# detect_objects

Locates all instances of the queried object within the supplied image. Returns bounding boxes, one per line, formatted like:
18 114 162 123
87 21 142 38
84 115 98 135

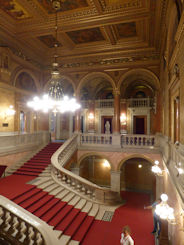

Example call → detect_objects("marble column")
113 89 120 134
75 109 81 133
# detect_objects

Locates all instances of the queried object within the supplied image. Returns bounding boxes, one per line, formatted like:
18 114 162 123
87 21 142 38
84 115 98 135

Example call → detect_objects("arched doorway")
79 155 111 187
120 157 156 198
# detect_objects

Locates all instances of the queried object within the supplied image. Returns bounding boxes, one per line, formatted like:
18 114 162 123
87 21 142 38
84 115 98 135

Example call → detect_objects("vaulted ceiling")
0 0 166 70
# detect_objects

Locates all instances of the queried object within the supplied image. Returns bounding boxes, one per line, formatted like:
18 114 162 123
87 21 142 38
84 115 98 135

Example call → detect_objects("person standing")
120 226 134 245
144 198 162 238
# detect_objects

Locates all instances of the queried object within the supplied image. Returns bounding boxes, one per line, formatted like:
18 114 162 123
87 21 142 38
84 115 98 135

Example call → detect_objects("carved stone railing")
158 135 184 206
127 98 154 108
95 99 114 108
0 131 50 155
80 133 112 146
0 195 60 245
121 134 157 148
51 134 120 204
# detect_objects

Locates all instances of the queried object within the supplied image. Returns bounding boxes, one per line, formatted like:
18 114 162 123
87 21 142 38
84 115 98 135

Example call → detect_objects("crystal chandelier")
27 0 81 114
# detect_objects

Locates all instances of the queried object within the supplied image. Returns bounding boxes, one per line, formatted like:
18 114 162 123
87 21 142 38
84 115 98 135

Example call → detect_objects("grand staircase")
3 142 110 245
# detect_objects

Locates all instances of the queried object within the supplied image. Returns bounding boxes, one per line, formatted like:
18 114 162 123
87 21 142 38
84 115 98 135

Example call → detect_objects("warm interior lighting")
152 160 164 176
27 0 80 114
155 194 175 224
6 105 16 116
138 164 142 168
103 160 110 168
154 160 159 165
88 112 94 120
120 113 127 125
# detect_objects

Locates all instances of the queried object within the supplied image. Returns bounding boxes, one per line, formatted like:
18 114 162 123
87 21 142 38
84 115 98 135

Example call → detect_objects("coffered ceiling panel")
38 35 62 48
0 0 31 19
115 22 137 39
37 0 89 13
66 27 105 44
0 0 165 69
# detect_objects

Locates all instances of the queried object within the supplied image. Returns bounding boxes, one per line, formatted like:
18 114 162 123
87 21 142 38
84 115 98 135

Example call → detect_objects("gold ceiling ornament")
27 0 81 114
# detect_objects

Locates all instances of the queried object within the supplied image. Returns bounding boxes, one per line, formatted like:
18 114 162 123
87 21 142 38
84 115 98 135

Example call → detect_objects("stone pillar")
55 113 60 140
75 109 81 132
88 100 95 133
69 113 73 137
111 170 121 192
113 89 120 134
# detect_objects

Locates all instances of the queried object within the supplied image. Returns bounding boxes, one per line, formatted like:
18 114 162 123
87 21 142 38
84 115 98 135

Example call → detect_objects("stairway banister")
51 134 119 203
0 195 61 245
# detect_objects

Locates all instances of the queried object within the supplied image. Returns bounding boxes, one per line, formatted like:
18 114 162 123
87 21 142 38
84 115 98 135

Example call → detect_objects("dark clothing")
152 201 161 235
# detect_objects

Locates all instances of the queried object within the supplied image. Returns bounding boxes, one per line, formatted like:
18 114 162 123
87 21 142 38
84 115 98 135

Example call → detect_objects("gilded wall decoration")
38 35 62 48
67 28 105 44
116 22 137 38
15 72 37 92
37 0 88 13
0 0 30 19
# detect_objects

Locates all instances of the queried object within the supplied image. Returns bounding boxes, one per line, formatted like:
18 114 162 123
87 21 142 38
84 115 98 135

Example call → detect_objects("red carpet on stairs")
13 143 61 176
0 143 155 245
82 191 155 245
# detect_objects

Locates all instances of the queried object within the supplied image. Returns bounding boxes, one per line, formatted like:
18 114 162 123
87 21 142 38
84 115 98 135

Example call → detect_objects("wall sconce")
1 105 16 120
155 194 176 224
120 113 127 125
151 160 164 176
88 112 94 120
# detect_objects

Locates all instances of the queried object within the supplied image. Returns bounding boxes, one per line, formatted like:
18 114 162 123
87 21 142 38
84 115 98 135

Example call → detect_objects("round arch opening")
79 155 111 187
120 157 156 198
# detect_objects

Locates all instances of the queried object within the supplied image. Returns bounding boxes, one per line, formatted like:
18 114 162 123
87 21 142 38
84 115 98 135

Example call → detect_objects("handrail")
51 134 120 204
0 195 60 245
121 134 157 148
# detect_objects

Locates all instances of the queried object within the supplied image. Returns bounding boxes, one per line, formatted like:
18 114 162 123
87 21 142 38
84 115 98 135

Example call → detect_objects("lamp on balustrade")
27 0 80 114
151 160 164 176
155 194 176 224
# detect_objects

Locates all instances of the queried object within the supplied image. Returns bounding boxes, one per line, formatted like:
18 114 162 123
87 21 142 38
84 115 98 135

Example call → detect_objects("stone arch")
117 68 160 95
76 72 116 97
117 153 154 171
44 74 76 94
12 67 41 92
77 152 113 170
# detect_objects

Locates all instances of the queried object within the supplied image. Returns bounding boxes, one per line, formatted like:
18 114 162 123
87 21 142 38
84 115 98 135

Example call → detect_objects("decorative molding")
61 54 160 69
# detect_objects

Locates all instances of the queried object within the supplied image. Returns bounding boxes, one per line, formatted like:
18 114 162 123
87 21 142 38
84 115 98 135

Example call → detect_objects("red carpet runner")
82 191 155 245
0 143 155 244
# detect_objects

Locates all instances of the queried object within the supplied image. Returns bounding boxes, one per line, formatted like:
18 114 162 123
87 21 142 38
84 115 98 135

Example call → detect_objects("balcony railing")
81 98 154 109
0 131 50 155
126 98 154 108
80 133 112 145
121 134 157 148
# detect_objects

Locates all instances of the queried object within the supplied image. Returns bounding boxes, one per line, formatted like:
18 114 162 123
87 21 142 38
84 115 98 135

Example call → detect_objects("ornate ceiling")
0 0 166 70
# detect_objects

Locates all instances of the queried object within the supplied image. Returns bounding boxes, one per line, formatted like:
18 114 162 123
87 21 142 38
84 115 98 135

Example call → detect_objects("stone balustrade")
0 195 60 245
80 133 112 146
51 134 120 204
158 135 184 206
127 97 154 107
0 131 50 155
121 134 157 148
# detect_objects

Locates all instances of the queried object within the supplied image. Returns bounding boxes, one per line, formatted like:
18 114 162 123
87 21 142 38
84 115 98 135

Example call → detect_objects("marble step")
68 196 81 206
75 199 87 209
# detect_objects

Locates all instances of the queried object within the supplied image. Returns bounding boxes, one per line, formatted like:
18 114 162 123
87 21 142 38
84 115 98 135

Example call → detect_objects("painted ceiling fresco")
0 0 31 19
38 35 62 48
37 0 88 13
67 28 105 44
116 22 137 38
